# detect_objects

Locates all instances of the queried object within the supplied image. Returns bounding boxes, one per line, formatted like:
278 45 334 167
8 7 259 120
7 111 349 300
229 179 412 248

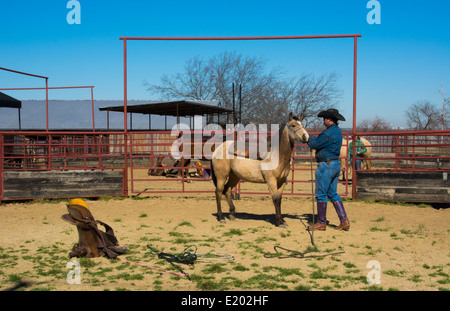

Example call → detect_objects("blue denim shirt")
307 124 342 162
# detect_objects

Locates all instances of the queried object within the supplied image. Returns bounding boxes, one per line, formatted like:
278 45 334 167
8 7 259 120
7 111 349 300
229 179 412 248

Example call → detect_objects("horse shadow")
212 212 302 226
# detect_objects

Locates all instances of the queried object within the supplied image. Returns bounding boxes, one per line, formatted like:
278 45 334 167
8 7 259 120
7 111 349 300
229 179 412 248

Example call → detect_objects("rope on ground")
263 245 344 259
147 244 197 280
144 245 235 279
195 253 235 263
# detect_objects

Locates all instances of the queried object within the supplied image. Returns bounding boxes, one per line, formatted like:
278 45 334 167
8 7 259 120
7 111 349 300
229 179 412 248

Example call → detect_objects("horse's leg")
275 179 288 227
340 159 346 181
365 155 372 170
213 159 229 223
215 176 227 223
266 177 287 227
223 173 240 221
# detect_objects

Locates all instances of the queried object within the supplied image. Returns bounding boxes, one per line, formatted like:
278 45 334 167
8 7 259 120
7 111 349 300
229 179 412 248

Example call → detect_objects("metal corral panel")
3 170 123 200
356 171 449 203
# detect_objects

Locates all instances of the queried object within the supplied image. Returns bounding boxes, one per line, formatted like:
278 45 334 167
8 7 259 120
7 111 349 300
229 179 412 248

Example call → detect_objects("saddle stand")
62 202 127 259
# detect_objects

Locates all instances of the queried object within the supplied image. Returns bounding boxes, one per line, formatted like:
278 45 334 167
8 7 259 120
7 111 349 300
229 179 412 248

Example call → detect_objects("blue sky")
1 0 449 129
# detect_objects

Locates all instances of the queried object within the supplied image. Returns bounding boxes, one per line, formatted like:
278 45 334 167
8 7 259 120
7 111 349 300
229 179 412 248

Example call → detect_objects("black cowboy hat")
317 108 346 121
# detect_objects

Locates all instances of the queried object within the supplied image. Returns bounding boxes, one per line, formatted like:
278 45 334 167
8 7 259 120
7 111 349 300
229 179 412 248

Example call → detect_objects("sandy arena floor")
0 170 448 292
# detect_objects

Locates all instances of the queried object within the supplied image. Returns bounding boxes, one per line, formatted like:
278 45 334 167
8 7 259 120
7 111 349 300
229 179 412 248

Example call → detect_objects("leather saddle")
62 202 127 259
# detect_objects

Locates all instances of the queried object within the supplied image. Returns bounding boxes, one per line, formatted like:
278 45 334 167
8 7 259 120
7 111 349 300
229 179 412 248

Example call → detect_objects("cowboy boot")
332 200 350 231
307 202 327 231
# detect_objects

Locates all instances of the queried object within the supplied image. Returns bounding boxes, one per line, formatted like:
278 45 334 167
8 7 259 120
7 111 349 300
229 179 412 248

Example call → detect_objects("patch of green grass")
369 227 390 232
193 276 223 290
254 236 277 243
176 221 193 228
110 273 144 281
373 217 385 222
233 264 250 272
202 263 228 274
384 269 407 277
7 274 22 283
243 274 288 290
408 274 423 283
223 229 243 237
343 262 356 269
360 245 382 256
294 284 312 291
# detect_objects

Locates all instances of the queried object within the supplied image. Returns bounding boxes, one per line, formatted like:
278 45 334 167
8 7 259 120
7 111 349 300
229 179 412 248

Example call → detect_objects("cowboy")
306 109 350 231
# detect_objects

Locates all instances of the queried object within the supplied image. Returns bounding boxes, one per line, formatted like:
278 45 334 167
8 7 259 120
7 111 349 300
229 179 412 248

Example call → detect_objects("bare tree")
356 119 371 132
370 116 392 132
405 100 442 130
145 51 342 126
289 73 341 127
357 117 391 132
439 85 449 130
146 57 216 100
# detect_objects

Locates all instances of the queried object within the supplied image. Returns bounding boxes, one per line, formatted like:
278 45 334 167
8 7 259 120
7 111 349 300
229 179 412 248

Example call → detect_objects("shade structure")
0 92 22 129
0 92 22 109
99 100 235 130
99 100 233 117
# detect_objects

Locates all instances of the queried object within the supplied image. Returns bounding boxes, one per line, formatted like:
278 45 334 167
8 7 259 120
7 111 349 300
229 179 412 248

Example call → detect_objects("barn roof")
99 100 233 117
0 92 22 109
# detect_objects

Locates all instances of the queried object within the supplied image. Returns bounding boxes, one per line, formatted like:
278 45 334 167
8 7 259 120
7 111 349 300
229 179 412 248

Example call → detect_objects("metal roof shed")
0 92 22 129
99 100 234 130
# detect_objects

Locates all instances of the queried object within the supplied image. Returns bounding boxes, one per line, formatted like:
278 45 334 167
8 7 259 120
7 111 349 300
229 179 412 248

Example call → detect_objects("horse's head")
287 112 309 143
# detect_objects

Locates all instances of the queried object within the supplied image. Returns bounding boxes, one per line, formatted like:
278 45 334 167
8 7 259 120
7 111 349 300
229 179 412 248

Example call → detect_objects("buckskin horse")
340 137 372 180
210 112 310 227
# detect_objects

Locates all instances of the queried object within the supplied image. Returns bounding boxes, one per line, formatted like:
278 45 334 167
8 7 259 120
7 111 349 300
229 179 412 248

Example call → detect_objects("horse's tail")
210 160 217 188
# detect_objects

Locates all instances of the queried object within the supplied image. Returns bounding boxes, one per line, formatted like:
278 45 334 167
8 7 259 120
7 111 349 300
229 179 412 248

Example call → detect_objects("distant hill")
1 100 187 130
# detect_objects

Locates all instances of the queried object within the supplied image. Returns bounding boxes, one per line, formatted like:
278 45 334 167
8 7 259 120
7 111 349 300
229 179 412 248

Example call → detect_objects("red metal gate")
127 130 350 198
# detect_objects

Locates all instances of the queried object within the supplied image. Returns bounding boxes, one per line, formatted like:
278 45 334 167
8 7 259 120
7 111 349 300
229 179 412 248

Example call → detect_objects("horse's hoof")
277 222 288 228
219 219 226 224
229 214 236 221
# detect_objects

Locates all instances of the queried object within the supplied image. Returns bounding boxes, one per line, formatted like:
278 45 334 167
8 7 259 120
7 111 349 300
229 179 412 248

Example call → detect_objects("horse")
210 112 310 227
340 137 372 180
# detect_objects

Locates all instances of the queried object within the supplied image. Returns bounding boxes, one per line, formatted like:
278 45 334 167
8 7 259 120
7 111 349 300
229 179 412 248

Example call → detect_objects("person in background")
348 135 367 171
306 108 350 231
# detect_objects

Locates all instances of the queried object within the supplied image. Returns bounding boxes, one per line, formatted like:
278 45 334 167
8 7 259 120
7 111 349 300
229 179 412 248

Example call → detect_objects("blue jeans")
349 157 362 171
315 160 341 203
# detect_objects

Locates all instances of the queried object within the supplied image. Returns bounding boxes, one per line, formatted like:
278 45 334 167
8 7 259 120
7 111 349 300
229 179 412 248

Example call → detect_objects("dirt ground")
0 169 449 292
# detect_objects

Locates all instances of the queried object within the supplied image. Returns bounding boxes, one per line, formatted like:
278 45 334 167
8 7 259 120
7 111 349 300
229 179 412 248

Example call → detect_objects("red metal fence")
1 129 449 203
0 131 127 202
356 130 450 172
